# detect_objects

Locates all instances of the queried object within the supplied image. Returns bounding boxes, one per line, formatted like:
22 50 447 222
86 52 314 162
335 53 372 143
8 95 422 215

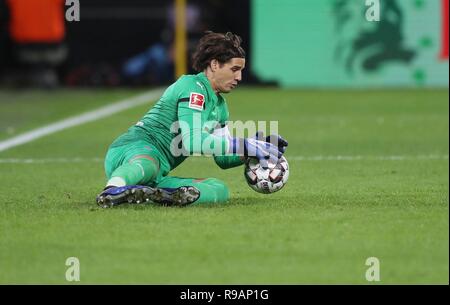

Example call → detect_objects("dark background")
0 0 251 86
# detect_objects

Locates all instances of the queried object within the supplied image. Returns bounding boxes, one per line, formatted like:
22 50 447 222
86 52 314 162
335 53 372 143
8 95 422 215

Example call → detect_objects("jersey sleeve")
176 78 229 156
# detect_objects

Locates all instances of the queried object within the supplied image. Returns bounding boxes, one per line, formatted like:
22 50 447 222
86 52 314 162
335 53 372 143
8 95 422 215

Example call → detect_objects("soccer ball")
244 156 289 194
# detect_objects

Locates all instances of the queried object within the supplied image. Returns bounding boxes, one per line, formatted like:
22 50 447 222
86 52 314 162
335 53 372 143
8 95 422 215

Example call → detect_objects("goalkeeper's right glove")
253 132 289 154
229 137 283 169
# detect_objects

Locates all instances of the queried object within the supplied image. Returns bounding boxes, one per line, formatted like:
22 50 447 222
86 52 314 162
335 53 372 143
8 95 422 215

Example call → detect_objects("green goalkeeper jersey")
110 72 242 171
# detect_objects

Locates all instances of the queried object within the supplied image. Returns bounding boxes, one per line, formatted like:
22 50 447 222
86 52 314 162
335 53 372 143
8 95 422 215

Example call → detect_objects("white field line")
0 89 164 153
289 154 449 161
0 155 447 164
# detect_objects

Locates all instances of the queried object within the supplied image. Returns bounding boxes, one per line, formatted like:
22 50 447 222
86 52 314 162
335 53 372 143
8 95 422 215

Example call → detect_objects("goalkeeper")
97 31 288 207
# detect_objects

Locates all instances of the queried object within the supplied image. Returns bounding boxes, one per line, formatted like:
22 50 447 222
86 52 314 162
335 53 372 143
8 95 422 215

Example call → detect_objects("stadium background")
0 0 448 284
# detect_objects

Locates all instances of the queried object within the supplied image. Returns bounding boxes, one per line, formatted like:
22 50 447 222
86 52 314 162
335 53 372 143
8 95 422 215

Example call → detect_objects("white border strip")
0 89 163 153
0 155 447 164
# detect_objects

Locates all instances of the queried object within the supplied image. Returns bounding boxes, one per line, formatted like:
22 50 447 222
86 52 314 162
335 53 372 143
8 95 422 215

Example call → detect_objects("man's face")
212 58 246 93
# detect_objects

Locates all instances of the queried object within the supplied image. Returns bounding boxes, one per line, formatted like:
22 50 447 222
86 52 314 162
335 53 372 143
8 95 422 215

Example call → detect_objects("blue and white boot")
96 185 200 208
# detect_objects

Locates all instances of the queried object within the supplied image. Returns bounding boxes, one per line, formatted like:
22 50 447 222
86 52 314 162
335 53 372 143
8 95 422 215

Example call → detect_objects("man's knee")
127 155 159 184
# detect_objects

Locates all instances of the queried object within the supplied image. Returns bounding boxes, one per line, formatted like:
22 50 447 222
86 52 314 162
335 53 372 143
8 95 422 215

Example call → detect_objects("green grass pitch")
0 88 448 284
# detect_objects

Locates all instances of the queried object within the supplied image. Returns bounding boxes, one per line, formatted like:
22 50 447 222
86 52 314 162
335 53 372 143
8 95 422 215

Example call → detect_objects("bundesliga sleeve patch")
188 93 205 111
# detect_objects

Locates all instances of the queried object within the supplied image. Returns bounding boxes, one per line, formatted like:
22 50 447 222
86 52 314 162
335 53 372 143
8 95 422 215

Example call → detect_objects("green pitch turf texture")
0 88 448 284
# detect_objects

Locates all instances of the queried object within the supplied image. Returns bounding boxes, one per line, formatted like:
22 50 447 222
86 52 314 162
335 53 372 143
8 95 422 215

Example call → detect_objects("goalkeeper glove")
264 134 288 153
229 136 282 168
252 131 288 154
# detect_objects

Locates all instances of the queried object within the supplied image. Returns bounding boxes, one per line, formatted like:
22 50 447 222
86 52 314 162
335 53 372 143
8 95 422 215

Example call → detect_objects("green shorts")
105 140 169 185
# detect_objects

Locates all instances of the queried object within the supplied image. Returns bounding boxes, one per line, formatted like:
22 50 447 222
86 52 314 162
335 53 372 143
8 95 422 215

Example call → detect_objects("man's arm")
177 101 229 156
177 93 282 167
211 124 244 169
214 155 245 169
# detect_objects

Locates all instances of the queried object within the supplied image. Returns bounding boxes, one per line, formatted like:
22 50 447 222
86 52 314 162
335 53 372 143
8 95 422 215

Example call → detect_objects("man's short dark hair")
192 31 246 72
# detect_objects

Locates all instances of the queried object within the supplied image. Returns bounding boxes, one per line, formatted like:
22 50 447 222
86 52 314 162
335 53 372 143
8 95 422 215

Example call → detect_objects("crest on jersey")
189 92 205 111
